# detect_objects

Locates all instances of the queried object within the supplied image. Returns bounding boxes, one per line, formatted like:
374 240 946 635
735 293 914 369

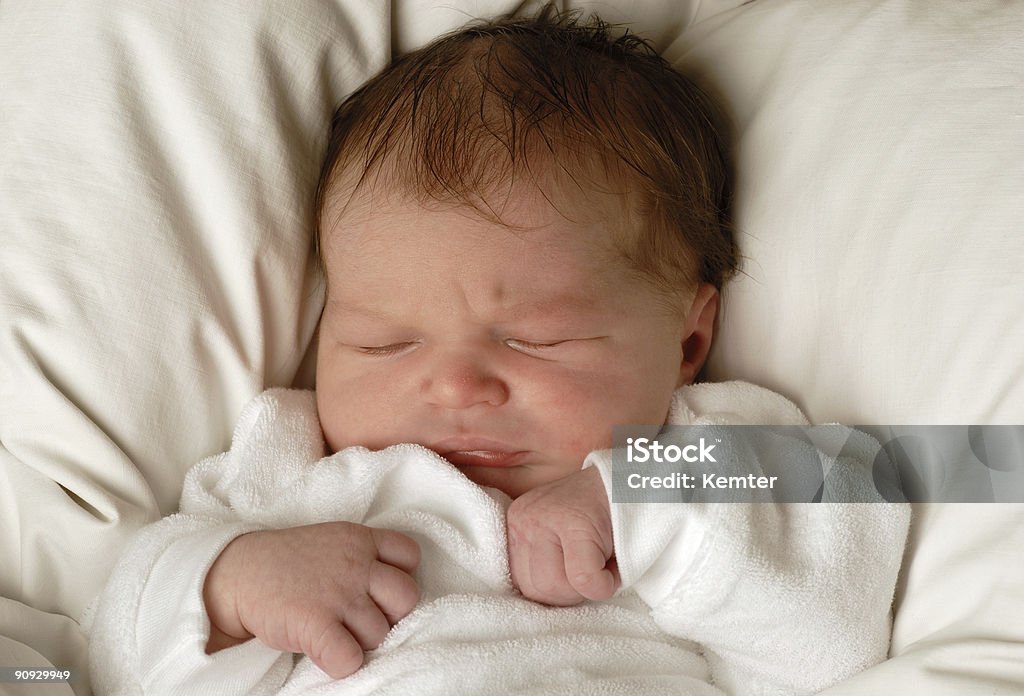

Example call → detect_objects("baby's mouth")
439 449 528 468
430 438 528 468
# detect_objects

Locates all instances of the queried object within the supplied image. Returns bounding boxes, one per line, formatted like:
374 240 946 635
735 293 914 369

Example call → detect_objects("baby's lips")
437 449 528 468
430 436 530 467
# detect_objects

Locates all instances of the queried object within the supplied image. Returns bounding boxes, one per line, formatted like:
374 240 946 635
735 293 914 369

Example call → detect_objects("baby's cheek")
545 368 672 455
531 375 619 454
319 397 367 452
320 372 407 450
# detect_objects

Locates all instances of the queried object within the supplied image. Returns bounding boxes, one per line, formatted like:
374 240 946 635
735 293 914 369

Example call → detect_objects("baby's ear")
676 284 719 387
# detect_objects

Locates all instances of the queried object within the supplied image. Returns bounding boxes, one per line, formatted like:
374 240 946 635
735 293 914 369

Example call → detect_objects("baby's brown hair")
315 6 737 307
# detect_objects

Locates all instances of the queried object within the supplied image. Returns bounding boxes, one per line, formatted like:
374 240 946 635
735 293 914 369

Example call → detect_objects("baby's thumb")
565 537 618 601
307 618 365 679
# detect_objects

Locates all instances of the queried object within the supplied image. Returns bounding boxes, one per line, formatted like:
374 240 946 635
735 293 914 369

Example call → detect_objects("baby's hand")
506 466 618 606
203 522 420 679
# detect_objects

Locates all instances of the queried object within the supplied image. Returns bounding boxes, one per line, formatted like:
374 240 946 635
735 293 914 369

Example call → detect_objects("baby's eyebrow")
325 290 607 324
321 296 394 318
501 293 604 321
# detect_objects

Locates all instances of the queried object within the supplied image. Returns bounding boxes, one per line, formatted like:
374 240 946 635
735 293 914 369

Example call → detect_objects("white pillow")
0 0 390 685
670 1 1024 692
676 1 1024 424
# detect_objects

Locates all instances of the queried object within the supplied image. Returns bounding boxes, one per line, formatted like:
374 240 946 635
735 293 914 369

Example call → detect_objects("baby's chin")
454 462 569 499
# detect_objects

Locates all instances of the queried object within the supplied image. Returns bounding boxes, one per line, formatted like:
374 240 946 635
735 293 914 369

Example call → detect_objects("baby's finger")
507 526 535 596
371 527 421 573
341 594 392 650
306 618 364 680
605 557 621 590
564 536 617 601
368 560 420 624
507 525 533 594
517 535 583 606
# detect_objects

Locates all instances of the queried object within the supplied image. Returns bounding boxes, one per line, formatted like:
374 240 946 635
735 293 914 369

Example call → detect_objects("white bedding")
87 387 905 695
2 1 1022 694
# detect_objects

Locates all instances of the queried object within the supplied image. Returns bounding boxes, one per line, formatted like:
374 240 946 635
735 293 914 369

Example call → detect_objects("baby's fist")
204 522 420 679
506 466 618 606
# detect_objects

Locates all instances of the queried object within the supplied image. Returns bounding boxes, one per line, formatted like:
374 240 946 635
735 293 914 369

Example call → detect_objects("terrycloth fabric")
277 594 717 696
587 382 911 694
87 383 909 695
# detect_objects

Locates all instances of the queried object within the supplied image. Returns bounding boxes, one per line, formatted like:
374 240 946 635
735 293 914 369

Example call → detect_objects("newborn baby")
88 9 908 695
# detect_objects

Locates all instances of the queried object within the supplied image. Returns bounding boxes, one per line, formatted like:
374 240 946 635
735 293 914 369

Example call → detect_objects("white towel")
88 385 908 695
190 390 716 694
279 594 718 695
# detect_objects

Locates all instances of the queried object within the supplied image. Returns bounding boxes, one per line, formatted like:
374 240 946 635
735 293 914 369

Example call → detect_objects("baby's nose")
421 350 509 409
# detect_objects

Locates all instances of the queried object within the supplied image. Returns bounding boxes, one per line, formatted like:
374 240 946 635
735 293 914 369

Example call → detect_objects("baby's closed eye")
504 338 571 351
340 335 610 361
354 341 420 357
504 336 609 358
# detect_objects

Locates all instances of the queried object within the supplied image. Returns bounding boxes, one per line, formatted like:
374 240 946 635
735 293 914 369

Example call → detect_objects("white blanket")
87 384 909 695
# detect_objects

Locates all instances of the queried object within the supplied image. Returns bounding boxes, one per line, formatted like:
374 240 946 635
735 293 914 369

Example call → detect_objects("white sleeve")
86 515 290 696
594 478 908 694
86 390 328 696
586 383 911 695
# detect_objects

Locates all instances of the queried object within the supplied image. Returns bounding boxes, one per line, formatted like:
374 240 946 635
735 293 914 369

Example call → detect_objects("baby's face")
316 185 705 498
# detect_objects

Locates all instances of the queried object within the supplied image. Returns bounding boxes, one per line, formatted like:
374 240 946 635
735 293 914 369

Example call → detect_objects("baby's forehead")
322 164 636 246
325 195 619 265
319 176 696 320
322 183 643 288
